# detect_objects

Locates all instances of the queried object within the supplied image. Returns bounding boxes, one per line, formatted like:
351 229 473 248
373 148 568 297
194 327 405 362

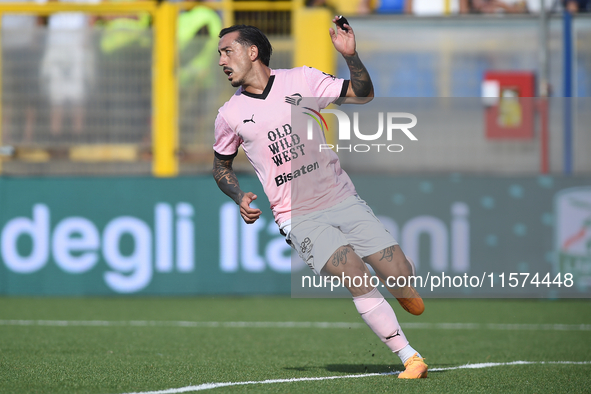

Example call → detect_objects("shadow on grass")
284 364 396 374
285 364 454 374
326 364 398 374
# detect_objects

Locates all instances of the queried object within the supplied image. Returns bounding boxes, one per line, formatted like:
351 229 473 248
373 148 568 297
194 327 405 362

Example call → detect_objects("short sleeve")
303 66 348 109
213 113 242 159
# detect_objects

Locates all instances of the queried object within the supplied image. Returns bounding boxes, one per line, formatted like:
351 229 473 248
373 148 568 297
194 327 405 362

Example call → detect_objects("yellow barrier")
293 7 334 82
152 1 178 176
0 1 334 177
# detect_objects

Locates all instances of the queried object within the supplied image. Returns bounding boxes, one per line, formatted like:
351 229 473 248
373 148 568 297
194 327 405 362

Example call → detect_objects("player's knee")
365 246 413 278
389 256 413 278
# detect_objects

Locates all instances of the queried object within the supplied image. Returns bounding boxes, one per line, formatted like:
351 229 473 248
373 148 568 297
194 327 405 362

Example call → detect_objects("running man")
212 19 428 379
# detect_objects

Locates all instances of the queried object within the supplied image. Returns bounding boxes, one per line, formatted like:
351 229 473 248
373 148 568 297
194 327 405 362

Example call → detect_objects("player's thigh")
290 220 373 295
363 245 413 281
289 218 348 275
332 197 413 280
336 196 397 258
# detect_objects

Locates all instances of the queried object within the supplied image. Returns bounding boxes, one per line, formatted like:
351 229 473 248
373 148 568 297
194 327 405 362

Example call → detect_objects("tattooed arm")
328 16 374 99
213 155 261 224
343 53 374 98
212 155 242 204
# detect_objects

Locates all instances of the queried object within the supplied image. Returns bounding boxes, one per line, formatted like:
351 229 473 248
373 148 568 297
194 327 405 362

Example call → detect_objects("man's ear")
248 45 259 61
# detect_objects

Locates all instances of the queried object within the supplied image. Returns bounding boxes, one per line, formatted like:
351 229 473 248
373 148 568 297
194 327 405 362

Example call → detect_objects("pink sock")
353 287 409 352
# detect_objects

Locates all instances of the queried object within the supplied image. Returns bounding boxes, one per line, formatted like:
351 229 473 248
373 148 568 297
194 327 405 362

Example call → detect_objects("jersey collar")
241 75 275 100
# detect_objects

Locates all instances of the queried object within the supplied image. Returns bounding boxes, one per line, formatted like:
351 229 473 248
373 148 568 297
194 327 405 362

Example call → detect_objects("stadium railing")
0 0 333 177
0 3 589 176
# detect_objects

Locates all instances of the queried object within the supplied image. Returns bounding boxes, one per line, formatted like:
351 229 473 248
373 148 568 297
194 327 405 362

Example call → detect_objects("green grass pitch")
1 297 590 393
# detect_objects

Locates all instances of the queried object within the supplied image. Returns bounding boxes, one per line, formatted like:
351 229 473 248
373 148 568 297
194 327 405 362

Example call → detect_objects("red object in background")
483 71 536 139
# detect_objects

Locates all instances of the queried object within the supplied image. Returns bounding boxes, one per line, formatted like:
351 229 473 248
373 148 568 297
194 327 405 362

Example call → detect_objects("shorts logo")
301 237 312 253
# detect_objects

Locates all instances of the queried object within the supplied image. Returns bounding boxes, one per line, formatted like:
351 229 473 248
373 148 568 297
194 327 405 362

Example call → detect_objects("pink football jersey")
214 66 357 225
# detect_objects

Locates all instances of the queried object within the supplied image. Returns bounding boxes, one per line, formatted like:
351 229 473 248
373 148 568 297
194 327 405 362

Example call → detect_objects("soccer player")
212 18 428 379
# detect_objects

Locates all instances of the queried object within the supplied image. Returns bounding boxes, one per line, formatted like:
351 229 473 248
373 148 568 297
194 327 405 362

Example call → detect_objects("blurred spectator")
519 0 559 13
97 0 150 54
461 0 524 13
563 0 590 12
357 0 374 14
177 6 222 86
99 14 150 54
373 0 404 13
406 0 461 15
308 0 379 15
492 0 528 12
0 0 44 143
461 0 558 13
40 0 98 136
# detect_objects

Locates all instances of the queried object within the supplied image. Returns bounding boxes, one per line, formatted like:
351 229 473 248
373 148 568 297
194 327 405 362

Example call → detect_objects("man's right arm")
212 155 262 224
213 154 244 205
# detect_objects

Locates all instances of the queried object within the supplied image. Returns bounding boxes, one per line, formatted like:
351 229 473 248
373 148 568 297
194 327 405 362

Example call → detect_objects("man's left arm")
329 16 374 99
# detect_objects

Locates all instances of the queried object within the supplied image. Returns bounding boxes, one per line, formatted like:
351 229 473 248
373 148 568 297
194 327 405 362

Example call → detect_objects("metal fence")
2 26 152 175
0 4 589 176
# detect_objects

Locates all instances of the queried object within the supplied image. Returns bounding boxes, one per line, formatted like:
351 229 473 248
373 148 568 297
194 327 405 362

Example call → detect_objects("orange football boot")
398 353 428 379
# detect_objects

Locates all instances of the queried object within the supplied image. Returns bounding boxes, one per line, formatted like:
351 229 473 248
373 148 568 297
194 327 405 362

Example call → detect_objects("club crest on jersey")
285 93 302 106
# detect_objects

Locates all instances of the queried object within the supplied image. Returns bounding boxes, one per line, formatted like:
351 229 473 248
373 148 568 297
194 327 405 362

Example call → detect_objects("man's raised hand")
329 16 356 58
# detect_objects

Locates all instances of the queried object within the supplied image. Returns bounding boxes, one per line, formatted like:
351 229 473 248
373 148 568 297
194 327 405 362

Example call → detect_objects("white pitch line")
0 320 590 331
403 322 591 331
121 361 591 394
0 320 366 329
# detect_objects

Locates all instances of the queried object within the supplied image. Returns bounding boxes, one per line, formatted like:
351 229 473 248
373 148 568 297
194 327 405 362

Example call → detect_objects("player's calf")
365 249 425 316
